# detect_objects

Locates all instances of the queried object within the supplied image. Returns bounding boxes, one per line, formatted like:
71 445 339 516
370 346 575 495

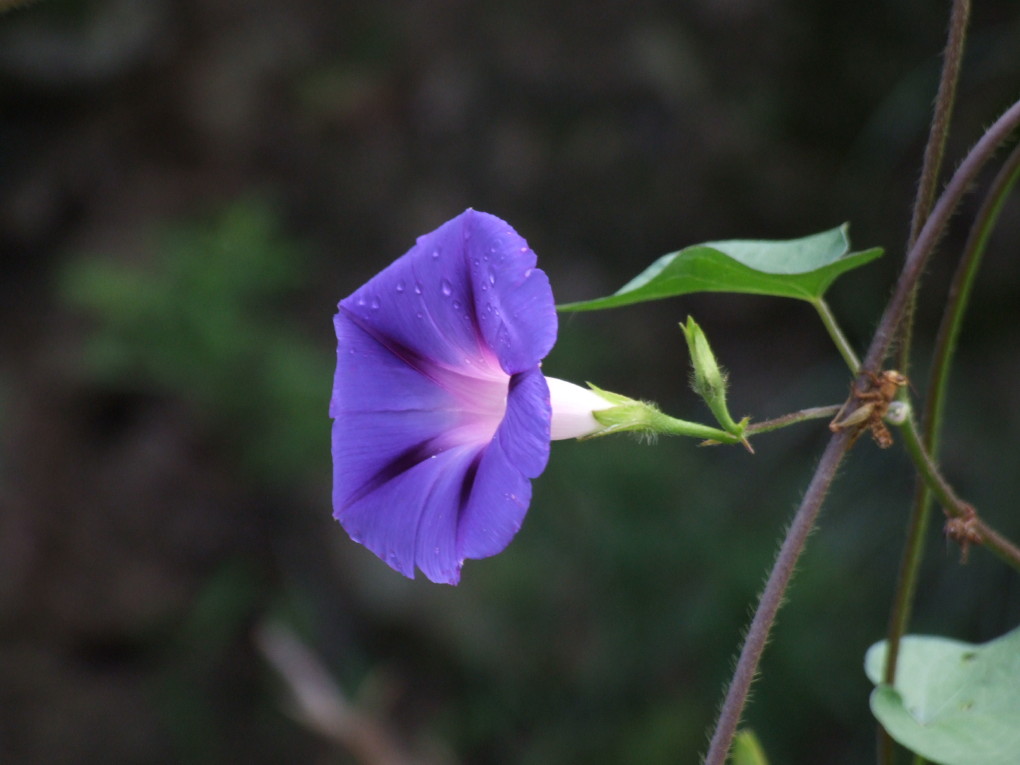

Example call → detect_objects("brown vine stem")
863 96 1020 373
909 0 971 249
702 431 853 765
882 139 1020 688
897 0 970 378
703 96 1020 765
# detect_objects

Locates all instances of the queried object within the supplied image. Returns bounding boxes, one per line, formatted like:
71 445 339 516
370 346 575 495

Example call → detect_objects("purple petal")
454 367 549 559
331 210 558 583
457 433 533 561
495 366 550 479
338 441 481 584
339 212 486 373
339 210 556 377
462 212 558 374
332 309 453 416
331 408 452 512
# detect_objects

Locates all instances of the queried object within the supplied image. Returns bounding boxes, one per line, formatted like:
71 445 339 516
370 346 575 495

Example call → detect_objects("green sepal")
585 384 742 444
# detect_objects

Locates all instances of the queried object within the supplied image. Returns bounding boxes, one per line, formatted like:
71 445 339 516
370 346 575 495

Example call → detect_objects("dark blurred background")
1 1 1019 763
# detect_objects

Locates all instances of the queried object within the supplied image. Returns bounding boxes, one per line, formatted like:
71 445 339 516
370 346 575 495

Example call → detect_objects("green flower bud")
680 316 747 437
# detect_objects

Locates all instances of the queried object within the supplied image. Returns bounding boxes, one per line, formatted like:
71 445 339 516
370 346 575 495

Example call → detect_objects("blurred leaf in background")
60 197 330 487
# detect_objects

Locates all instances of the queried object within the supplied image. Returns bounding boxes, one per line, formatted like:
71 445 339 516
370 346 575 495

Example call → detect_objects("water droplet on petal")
441 279 452 296
431 249 440 259
370 297 380 310
488 270 496 286
416 311 424 319
452 299 462 310
395 280 405 293
414 283 423 295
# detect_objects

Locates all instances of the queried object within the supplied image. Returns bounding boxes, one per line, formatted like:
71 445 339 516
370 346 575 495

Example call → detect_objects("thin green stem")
896 413 1020 573
975 524 1020 576
812 298 860 372
882 140 1020 693
882 482 935 681
897 414 964 535
743 405 841 437
649 414 740 443
925 141 1020 443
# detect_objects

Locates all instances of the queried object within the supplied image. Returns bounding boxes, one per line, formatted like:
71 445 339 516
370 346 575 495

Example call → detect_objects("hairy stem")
700 55 1020 765
744 405 841 437
908 0 971 248
897 0 971 379
812 297 861 372
702 94 1020 765
702 432 852 765
882 140 1020 691
863 96 1020 373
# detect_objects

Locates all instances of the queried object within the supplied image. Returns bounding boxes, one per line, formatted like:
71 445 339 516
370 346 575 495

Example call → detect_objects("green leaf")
729 729 770 765
864 625 1020 765
557 224 882 311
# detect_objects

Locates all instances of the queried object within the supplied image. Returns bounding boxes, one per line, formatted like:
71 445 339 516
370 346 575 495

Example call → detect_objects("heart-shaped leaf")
864 625 1020 765
558 224 882 311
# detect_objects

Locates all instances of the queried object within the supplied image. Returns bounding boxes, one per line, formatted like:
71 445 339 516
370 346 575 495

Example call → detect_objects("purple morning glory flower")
332 209 609 584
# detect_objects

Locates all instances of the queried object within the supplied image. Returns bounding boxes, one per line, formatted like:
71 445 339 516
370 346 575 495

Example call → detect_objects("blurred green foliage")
60 198 330 486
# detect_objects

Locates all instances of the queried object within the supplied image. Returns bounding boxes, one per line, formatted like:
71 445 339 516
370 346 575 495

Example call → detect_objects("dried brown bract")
829 370 908 448
944 504 983 563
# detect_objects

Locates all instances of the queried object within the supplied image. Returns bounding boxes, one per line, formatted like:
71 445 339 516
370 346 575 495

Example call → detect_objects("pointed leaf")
864 625 1020 765
558 224 882 311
